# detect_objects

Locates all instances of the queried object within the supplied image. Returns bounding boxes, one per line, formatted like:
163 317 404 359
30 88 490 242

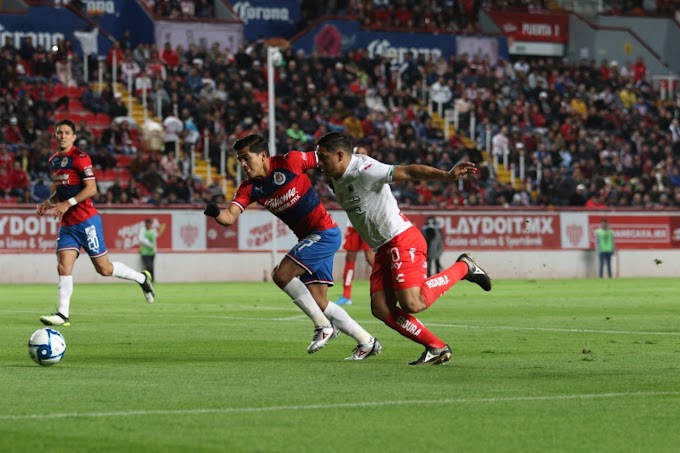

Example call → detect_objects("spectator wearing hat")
4 117 25 151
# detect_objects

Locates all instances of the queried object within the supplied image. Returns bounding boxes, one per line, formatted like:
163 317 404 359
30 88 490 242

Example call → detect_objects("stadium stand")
0 2 679 208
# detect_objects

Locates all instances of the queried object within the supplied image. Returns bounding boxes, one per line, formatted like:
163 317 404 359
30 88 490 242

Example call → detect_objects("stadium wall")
0 207 678 283
2 248 678 284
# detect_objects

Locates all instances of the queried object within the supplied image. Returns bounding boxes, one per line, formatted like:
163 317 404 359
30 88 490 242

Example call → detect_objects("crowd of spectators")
141 0 215 19
2 2 680 210
299 0 483 33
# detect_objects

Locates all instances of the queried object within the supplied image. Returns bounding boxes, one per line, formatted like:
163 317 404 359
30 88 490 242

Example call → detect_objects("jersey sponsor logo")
396 316 421 336
273 171 286 185
425 275 449 289
264 187 300 213
53 174 69 185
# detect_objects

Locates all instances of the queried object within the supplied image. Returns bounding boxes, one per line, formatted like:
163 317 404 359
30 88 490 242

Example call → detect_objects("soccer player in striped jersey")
316 132 492 365
36 119 155 327
204 134 380 360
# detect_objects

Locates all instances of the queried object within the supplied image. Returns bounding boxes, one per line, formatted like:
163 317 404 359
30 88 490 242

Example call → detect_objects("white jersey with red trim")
331 154 412 249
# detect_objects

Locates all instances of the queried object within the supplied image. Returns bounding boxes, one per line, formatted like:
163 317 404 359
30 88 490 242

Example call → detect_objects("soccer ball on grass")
28 328 66 366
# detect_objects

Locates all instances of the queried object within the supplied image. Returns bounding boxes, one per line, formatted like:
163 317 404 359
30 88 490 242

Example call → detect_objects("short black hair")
317 131 352 152
234 134 269 156
55 119 76 133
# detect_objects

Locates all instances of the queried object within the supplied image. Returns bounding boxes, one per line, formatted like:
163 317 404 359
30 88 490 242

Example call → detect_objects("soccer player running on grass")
203 134 381 360
315 132 492 365
36 119 155 327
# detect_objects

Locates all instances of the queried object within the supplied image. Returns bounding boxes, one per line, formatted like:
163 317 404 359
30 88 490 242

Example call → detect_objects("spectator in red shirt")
160 42 179 70
145 52 167 80
0 166 12 198
8 160 30 196
633 57 647 82
0 144 15 171
585 191 608 209
106 41 124 68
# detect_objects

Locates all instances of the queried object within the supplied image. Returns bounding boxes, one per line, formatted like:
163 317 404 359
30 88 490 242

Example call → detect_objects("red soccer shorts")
343 226 371 252
370 226 428 294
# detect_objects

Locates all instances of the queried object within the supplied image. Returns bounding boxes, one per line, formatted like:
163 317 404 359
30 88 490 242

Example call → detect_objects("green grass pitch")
1 278 679 452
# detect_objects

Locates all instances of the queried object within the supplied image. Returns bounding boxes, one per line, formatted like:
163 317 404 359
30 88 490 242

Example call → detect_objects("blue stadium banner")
0 2 154 55
231 0 300 41
293 19 508 63
55 0 155 49
0 6 101 54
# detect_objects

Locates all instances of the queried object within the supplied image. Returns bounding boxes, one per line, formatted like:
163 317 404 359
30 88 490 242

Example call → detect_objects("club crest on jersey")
61 157 69 167
273 171 286 185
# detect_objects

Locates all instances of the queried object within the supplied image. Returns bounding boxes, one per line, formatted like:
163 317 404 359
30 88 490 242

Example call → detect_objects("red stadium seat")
95 113 111 125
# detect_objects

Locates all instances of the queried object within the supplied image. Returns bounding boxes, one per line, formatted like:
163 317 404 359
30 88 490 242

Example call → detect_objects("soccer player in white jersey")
316 132 492 365
334 145 375 306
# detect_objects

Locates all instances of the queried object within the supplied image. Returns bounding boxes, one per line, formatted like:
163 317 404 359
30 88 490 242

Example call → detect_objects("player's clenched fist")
204 203 220 218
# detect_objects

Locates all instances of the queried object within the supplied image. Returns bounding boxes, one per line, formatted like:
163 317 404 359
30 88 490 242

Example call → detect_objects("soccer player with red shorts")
316 132 492 365
36 119 155 327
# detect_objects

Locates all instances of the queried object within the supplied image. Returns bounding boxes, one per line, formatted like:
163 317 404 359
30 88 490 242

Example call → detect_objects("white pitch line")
425 323 680 336
3 308 680 336
1 391 678 421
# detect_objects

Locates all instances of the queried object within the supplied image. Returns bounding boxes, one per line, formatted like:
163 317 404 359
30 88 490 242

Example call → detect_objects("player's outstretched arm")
204 202 241 227
392 162 477 182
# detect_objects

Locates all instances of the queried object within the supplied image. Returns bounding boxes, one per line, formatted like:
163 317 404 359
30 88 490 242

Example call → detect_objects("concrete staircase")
98 82 235 198
193 158 235 199
431 112 514 185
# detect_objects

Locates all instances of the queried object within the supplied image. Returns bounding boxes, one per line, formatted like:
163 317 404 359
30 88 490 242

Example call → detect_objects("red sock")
420 262 468 308
385 307 446 348
342 261 355 298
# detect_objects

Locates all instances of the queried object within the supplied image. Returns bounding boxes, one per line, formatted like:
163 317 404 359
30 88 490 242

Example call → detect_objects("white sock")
112 262 146 284
324 302 372 345
282 278 330 327
57 275 73 319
